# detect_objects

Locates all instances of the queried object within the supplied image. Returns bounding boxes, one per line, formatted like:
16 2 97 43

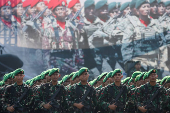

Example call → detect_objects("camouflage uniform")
67 82 97 113
121 17 167 71
34 82 68 113
98 82 131 113
136 82 167 112
1 82 33 113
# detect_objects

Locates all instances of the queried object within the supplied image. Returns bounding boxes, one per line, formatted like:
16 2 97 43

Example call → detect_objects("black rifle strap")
109 85 114 100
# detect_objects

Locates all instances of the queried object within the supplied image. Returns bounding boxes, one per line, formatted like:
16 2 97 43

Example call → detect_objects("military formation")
1 0 170 77
1 67 170 113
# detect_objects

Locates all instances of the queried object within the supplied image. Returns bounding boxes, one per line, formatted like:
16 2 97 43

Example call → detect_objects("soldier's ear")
59 74 61 77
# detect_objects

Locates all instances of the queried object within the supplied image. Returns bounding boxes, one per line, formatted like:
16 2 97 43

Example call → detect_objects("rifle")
21 6 30 18
69 6 84 22
75 85 91 113
109 83 127 112
88 13 122 48
43 86 61 112
159 12 167 23
8 81 36 113
144 82 167 113
22 7 48 32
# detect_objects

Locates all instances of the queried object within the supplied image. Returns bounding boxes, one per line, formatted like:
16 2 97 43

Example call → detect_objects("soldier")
130 71 142 89
150 0 158 19
1 68 33 113
67 0 82 25
67 67 97 112
165 1 170 17
121 0 168 75
98 69 131 112
34 68 68 113
119 1 131 21
108 1 120 18
130 0 139 17
136 69 167 113
129 61 146 76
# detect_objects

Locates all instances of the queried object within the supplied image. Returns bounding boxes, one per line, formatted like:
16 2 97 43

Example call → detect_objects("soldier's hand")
93 30 109 38
73 103 84 109
7 105 15 112
108 103 117 110
138 106 147 113
43 102 52 109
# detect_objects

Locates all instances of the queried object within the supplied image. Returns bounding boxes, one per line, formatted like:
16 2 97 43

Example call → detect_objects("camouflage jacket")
1 82 33 113
121 17 164 62
34 82 68 113
42 15 78 50
98 83 131 112
136 82 167 111
67 82 97 113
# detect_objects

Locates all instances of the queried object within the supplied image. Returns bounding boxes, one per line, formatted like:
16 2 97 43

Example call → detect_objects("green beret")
95 0 107 10
3 74 9 82
132 71 142 79
143 72 148 80
136 0 150 9
123 77 131 84
89 80 93 86
69 72 76 78
13 68 24 78
165 1 170 6
160 76 169 85
98 72 108 81
48 68 60 76
25 80 31 85
135 75 140 82
44 70 50 76
0 81 4 86
111 69 122 77
35 75 41 81
158 0 166 4
130 0 137 8
138 72 146 81
40 72 45 79
149 0 157 4
156 79 162 83
58 80 62 84
84 0 94 8
166 76 170 83
128 78 133 85
108 2 116 12
120 2 130 11
91 79 98 86
147 69 157 77
103 71 113 83
78 67 89 76
117 2 121 8
72 71 79 81
62 75 70 83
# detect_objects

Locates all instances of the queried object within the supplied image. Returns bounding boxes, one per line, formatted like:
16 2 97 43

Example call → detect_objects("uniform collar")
0 17 12 28
13 15 21 24
13 82 26 87
147 82 159 88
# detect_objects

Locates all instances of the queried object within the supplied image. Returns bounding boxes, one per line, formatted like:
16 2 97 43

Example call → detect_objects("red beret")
0 0 11 8
23 0 32 7
11 0 22 8
44 0 50 6
51 0 67 10
48 0 54 9
31 0 44 8
68 0 80 8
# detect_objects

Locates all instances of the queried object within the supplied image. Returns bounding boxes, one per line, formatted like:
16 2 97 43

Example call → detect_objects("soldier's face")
123 6 131 16
26 6 35 15
166 6 170 16
113 73 123 82
36 80 42 85
53 6 66 20
158 3 165 16
7 77 13 85
63 79 70 86
79 72 89 82
97 5 108 17
14 74 24 82
149 73 158 82
109 77 115 83
135 63 141 70
45 74 51 82
72 3 81 13
0 6 12 19
144 78 150 83
109 8 119 17
51 72 60 82
138 3 150 16
85 5 95 18
150 3 158 14
131 8 139 16
129 82 134 86
36 2 46 12
12 3 23 17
